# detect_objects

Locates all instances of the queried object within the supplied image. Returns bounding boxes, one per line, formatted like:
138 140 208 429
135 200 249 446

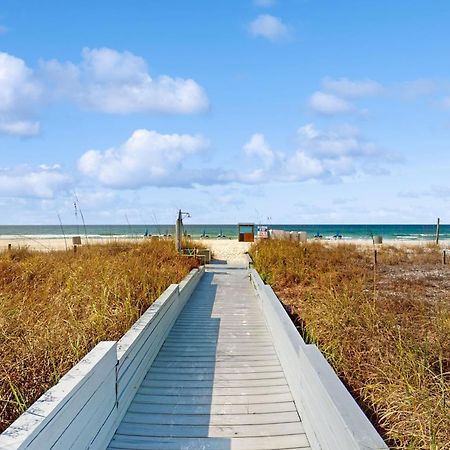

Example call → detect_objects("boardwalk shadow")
111 270 232 448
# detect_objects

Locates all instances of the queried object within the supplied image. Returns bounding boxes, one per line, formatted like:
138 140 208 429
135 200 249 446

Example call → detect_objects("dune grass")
0 240 199 432
250 240 450 449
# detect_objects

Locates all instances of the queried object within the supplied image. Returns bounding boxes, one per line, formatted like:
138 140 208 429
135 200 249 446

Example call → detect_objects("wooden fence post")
435 217 440 245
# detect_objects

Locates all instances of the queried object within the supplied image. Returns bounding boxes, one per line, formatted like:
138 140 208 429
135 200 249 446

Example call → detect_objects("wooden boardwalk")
108 263 311 450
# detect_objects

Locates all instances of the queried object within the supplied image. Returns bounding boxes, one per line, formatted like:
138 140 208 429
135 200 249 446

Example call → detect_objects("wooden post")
175 210 182 253
435 217 440 245
73 245 77 254
7 243 11 251
444 250 447 265
373 249 377 266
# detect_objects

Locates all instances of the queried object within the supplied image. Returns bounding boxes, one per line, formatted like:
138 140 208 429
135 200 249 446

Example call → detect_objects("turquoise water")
0 224 448 241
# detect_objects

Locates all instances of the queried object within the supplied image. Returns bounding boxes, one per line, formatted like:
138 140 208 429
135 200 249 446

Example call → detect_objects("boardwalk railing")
250 268 387 450
0 267 205 450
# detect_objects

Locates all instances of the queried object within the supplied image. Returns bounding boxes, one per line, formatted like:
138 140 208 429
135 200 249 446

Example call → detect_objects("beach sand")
0 237 253 264
195 239 251 264
0 237 448 263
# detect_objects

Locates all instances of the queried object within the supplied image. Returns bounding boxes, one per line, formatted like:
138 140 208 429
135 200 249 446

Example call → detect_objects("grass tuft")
250 240 450 449
0 240 199 431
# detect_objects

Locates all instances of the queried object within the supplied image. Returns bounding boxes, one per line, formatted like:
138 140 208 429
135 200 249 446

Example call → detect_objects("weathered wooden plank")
109 436 231 450
158 348 277 356
163 339 273 346
145 370 285 381
151 360 282 369
109 434 310 450
140 378 286 388
50 368 116 449
109 434 311 450
128 402 297 416
132 392 294 405
166 333 271 339
137 384 290 396
148 365 283 373
154 354 279 362
122 411 300 426
116 421 304 438
231 435 311 450
161 343 275 351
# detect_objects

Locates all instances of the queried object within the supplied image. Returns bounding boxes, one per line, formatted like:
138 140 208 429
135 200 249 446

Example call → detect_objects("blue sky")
0 0 449 225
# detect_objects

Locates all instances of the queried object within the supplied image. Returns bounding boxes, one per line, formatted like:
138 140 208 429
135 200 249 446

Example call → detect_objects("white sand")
0 237 140 252
194 239 251 264
0 237 448 262
0 237 252 264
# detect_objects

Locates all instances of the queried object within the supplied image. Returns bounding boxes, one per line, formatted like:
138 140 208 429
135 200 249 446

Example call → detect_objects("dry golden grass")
0 240 199 432
250 240 450 450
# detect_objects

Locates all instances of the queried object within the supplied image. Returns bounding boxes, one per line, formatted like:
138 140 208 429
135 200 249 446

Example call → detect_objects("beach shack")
237 223 255 242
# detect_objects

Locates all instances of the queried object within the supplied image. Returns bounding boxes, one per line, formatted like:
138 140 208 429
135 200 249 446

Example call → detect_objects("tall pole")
175 209 182 253
435 217 440 245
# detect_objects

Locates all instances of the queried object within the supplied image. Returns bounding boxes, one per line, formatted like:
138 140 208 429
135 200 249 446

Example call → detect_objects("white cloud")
240 124 387 184
0 120 40 136
41 48 209 114
243 133 275 167
254 0 275 7
322 77 384 97
78 129 209 188
0 165 71 198
248 15 289 41
0 52 42 136
286 151 324 180
297 123 377 158
309 91 355 115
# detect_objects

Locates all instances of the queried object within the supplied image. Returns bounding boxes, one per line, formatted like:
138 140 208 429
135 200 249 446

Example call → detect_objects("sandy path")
194 239 251 264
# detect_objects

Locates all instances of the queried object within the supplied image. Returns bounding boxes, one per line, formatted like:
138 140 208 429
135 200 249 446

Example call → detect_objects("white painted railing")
250 268 388 450
115 267 204 426
0 266 204 450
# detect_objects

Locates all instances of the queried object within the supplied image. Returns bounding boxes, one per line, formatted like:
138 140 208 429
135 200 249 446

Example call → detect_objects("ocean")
0 224 448 241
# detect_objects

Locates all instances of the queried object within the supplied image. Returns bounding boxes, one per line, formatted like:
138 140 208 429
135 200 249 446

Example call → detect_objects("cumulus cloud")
41 48 209 114
322 77 384 97
309 91 355 115
0 165 71 198
0 52 42 136
248 15 289 41
240 124 386 184
243 133 275 167
0 48 208 136
78 129 209 188
297 123 377 158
